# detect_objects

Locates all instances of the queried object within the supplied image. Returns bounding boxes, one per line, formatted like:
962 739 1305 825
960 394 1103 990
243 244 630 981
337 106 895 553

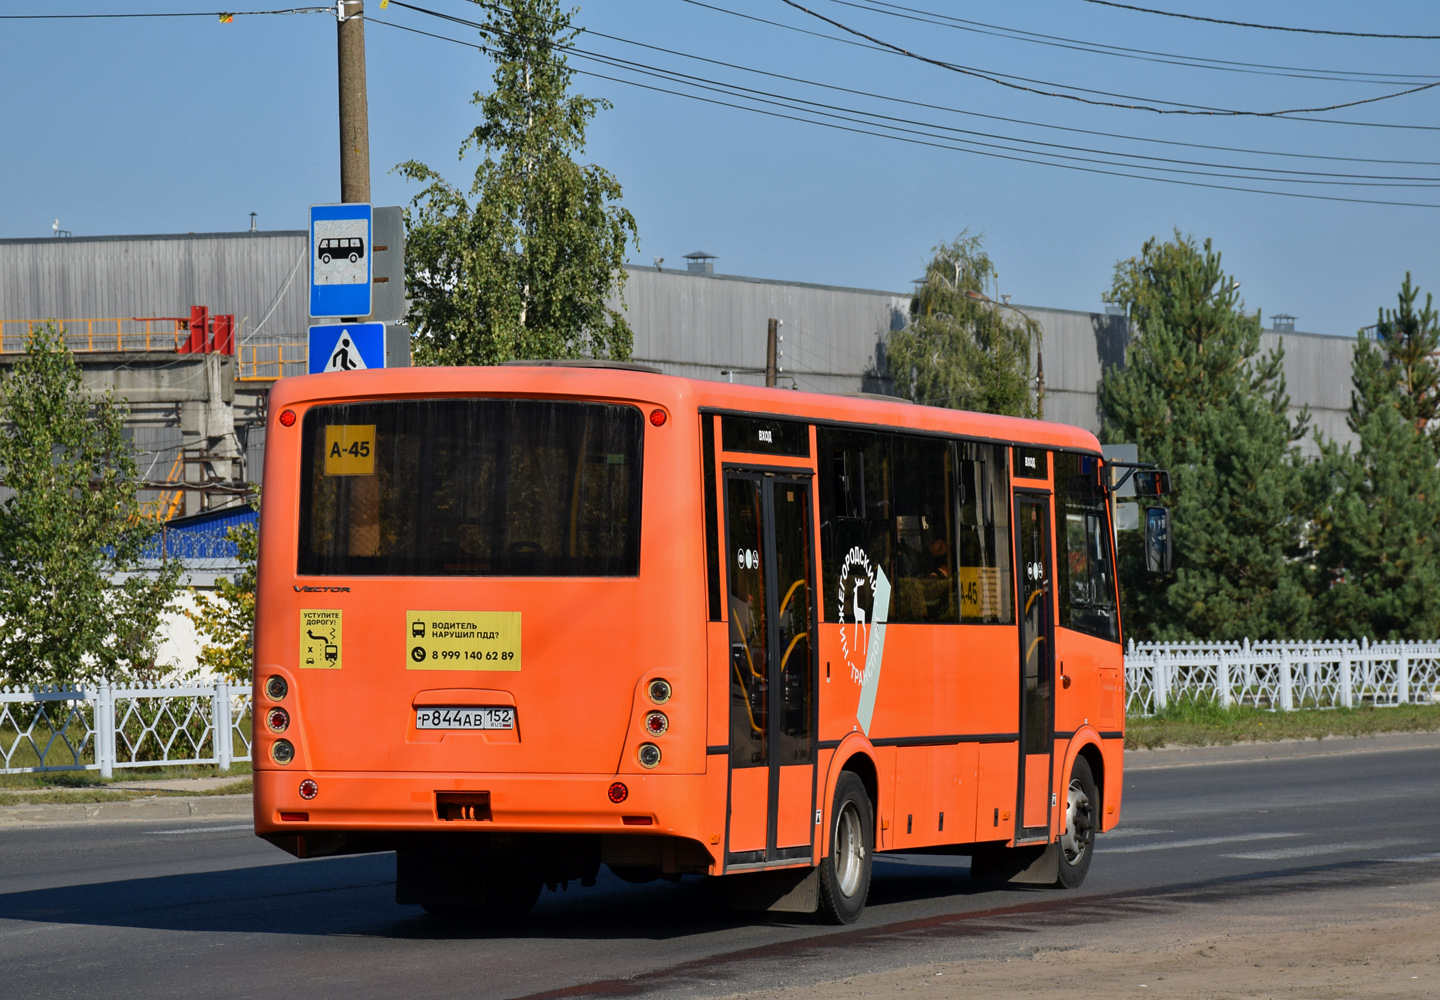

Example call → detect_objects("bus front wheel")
1056 756 1097 889
817 772 873 924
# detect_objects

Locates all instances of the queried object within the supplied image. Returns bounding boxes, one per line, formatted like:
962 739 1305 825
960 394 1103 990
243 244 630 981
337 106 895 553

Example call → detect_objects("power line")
821 0 1438 84
775 0 1440 116
604 12 1440 167
368 16 1440 210
0 7 329 18
673 0 1440 133
568 44 1439 187
397 1 1440 171
1079 1 1440 41
385 2 1440 184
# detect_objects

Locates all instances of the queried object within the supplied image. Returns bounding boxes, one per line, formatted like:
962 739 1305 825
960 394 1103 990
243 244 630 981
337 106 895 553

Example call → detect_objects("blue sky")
4 1 1439 336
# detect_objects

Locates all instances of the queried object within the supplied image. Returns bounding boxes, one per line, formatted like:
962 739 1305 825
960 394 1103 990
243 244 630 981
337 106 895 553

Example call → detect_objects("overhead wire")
669 0 1440 132
1078 2 1440 41
0 7 330 18
818 0 1439 85
379 3 1440 183
773 0 1440 117
367 14 1440 210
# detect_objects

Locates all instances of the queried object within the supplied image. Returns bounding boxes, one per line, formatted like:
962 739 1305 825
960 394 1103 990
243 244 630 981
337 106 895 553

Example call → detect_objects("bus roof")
268 363 1102 455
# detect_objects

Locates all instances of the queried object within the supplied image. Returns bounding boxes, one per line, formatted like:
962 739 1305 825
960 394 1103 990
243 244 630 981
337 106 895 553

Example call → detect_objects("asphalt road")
3 742 1439 1000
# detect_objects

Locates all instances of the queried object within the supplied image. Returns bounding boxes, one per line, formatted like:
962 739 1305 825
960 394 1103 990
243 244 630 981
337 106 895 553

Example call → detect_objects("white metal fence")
1126 638 1440 716
0 680 252 777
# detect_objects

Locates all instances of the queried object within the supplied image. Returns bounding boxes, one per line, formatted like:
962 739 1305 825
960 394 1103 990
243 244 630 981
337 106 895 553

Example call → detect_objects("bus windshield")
298 398 642 576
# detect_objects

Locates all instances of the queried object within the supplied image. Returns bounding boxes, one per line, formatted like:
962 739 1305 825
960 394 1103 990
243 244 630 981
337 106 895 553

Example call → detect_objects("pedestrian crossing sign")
308 322 386 375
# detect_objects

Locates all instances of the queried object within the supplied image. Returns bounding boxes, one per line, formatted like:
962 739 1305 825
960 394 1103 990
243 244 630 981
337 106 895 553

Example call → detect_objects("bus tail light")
278 408 296 427
298 779 319 800
649 408 667 427
647 678 671 704
264 675 288 701
608 782 628 803
637 743 661 768
644 711 668 735
271 740 295 765
266 708 290 733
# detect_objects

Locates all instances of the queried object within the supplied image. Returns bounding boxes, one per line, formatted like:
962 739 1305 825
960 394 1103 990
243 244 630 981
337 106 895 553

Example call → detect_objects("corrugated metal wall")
616 266 906 396
0 234 1356 454
0 232 309 348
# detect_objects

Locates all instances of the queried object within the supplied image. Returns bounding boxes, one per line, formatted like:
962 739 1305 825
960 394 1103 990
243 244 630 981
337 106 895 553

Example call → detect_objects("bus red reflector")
279 812 309 822
622 816 653 826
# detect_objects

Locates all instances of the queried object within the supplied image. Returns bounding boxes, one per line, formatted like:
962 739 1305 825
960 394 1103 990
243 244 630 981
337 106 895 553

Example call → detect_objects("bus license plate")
415 707 515 730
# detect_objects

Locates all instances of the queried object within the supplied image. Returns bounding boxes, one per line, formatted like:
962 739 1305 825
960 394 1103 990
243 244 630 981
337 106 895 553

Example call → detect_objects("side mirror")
1144 507 1173 573
1133 470 1172 497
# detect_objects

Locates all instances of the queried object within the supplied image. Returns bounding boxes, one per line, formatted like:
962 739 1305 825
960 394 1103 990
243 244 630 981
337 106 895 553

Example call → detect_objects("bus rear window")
298 399 642 576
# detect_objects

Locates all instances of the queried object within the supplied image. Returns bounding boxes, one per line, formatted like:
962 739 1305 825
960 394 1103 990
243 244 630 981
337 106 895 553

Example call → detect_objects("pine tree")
1099 232 1312 641
887 232 1040 416
0 329 180 688
398 0 638 366
1314 275 1440 639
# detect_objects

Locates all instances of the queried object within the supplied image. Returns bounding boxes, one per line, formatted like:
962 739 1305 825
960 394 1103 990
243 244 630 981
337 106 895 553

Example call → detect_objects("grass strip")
1126 698 1440 749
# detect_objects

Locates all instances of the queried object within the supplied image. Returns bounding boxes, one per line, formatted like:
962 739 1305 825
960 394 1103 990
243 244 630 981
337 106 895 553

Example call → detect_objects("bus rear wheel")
1056 756 1097 889
817 772 873 924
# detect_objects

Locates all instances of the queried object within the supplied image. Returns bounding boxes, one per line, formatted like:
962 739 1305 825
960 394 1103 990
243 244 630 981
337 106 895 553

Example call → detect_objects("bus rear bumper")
252 768 710 844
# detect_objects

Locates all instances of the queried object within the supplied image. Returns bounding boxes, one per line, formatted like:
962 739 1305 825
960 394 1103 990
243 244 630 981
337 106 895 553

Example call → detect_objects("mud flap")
726 866 820 913
969 842 1059 885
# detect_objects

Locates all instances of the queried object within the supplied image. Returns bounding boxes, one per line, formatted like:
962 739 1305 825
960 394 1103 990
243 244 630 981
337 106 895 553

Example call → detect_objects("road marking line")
149 823 254 835
1223 838 1418 860
1102 827 1172 839
1386 850 1440 863
1104 832 1299 854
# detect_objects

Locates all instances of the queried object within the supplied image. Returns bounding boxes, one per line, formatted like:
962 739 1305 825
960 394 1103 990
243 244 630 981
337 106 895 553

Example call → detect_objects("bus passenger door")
724 473 818 867
1015 493 1055 843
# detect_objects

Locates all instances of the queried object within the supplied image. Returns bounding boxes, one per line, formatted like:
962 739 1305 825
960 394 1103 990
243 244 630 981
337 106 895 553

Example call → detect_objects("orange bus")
253 361 1162 923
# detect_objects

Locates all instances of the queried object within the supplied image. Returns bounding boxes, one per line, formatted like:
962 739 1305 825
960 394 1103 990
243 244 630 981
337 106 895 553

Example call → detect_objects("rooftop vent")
684 251 717 275
1272 314 1296 333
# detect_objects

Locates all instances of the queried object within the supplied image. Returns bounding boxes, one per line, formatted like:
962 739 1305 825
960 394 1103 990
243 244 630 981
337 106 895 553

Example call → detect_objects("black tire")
1056 755 1097 888
817 771 873 924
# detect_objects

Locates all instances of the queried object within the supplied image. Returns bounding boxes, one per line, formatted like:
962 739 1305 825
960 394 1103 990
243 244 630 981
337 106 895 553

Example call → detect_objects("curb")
0 793 252 826
1125 729 1440 770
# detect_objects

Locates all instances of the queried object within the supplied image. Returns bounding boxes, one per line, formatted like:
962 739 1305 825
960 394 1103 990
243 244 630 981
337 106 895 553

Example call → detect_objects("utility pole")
337 0 371 203
1035 351 1045 420
765 318 779 387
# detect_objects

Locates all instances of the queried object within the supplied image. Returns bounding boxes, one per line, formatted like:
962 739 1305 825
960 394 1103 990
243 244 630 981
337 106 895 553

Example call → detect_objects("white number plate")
415 706 515 730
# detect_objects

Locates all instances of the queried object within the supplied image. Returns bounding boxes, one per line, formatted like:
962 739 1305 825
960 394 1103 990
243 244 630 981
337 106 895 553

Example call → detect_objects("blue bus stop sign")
310 203 372 318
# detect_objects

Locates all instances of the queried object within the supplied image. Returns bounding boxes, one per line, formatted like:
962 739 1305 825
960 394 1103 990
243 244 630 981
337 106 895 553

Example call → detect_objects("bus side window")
1055 452 1119 642
955 441 1013 624
890 435 957 623
817 429 892 623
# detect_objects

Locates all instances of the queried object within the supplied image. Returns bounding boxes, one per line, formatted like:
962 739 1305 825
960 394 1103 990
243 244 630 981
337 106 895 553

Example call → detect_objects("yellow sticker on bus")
300 609 342 669
324 424 375 476
406 611 521 670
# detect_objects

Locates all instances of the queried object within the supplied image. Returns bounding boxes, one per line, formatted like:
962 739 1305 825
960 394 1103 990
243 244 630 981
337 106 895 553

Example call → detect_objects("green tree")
398 0 638 366
1313 275 1440 639
1099 232 1313 641
887 232 1041 416
184 492 258 683
0 329 180 688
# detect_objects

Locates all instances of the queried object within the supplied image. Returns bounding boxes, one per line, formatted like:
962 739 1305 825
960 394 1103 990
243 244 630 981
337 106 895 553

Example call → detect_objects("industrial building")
0 229 1357 508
